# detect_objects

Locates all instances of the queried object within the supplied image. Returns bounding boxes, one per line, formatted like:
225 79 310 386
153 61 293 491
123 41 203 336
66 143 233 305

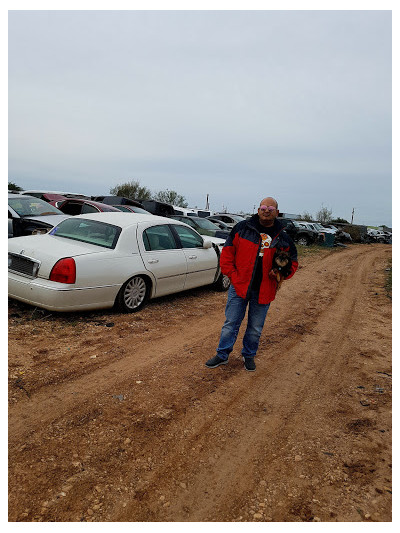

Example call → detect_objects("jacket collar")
247 214 283 236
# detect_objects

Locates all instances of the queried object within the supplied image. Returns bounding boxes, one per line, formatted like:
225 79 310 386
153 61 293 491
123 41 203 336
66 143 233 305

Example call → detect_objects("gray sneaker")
243 357 256 372
205 355 228 368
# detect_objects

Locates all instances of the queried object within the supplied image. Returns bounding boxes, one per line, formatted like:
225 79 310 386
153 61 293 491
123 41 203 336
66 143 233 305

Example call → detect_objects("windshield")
9 196 63 217
49 218 121 249
230 215 246 222
195 218 219 230
130 207 151 214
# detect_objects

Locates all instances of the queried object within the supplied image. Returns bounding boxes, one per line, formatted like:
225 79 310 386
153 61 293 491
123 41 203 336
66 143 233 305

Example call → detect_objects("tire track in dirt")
112 244 390 521
8 245 391 522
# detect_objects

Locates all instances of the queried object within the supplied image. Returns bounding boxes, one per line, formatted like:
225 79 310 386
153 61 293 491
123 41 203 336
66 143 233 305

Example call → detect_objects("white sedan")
8 212 230 313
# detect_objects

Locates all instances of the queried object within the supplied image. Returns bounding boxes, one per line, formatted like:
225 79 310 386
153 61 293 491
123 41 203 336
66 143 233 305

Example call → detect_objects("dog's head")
272 250 292 276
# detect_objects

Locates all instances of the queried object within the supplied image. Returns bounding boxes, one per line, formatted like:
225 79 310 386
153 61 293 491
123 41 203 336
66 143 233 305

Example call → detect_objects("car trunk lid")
8 234 112 280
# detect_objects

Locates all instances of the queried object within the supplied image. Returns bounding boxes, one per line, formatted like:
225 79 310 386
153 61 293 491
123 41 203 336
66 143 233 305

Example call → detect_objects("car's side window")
143 225 177 251
81 203 99 214
61 202 83 215
173 224 204 248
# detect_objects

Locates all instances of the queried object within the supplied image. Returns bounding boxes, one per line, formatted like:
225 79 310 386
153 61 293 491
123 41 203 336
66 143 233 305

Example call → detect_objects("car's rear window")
49 219 121 249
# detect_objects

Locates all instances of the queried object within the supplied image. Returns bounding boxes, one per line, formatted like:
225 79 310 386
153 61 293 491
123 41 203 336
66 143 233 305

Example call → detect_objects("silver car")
8 193 70 238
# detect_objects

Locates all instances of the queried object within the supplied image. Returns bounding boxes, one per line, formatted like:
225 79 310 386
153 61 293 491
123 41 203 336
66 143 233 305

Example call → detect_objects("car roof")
9 193 34 199
172 214 201 219
214 213 242 216
22 190 90 197
60 198 120 210
71 212 189 228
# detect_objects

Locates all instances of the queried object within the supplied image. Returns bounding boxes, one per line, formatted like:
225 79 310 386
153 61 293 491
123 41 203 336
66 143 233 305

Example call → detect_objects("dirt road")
8 244 392 522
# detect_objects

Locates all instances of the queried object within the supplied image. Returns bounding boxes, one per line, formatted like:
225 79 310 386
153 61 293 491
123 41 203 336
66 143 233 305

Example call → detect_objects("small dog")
272 249 292 290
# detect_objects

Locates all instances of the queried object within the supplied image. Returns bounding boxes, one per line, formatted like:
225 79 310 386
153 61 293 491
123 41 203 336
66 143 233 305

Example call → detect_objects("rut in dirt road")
8 245 392 522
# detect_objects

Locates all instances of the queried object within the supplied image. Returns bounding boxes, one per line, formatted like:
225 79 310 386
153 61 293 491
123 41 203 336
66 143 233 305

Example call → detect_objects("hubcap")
123 277 147 309
222 275 230 289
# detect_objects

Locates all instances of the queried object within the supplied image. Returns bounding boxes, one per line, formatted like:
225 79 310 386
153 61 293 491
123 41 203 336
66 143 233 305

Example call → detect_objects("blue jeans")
216 285 270 360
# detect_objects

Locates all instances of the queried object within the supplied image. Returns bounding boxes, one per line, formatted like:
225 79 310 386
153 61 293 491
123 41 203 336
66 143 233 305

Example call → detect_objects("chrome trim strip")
8 268 37 280
8 252 42 266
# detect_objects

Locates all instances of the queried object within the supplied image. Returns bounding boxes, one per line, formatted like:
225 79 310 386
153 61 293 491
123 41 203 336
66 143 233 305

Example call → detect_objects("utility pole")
351 208 355 224
205 194 209 210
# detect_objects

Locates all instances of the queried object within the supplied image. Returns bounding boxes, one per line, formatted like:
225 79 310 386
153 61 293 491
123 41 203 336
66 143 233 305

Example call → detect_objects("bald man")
206 197 298 372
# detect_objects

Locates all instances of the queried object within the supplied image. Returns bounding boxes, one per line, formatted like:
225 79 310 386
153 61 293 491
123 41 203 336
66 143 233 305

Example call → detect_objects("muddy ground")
8 243 392 522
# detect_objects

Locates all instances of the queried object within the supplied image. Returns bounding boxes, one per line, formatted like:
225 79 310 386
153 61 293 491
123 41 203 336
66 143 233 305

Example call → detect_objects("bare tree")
316 206 333 224
298 211 313 221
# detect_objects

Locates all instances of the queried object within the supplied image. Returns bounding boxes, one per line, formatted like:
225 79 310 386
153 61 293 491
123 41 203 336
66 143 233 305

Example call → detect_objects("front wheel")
213 272 231 291
116 275 150 312
297 236 309 246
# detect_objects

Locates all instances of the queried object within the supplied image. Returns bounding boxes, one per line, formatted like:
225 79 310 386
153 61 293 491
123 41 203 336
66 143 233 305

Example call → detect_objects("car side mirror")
203 240 212 249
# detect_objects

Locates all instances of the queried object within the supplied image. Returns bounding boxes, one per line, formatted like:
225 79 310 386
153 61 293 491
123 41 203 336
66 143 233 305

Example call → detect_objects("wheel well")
212 243 223 282
297 233 309 241
114 273 153 305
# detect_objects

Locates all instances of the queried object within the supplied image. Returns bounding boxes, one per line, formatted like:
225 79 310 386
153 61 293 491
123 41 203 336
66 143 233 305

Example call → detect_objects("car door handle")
148 259 159 264
188 255 197 259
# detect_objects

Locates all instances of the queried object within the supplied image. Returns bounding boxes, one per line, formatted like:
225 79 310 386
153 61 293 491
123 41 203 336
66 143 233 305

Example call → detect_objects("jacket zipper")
246 234 262 299
246 225 284 299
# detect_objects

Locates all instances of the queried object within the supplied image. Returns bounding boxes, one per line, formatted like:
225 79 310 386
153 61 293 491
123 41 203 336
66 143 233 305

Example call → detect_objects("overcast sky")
8 9 392 226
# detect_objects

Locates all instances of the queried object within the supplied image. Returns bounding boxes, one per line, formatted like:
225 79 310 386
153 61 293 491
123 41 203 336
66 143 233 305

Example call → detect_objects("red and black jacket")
220 215 298 304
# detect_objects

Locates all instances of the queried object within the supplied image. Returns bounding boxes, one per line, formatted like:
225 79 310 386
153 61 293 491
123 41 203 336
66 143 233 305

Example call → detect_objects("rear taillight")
49 258 76 284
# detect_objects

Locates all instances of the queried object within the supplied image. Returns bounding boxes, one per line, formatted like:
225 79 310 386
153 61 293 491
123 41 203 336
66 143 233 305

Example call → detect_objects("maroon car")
56 198 121 216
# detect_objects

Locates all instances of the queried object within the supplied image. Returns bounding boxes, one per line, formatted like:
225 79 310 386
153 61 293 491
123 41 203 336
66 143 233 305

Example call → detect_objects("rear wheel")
117 275 150 312
213 272 231 291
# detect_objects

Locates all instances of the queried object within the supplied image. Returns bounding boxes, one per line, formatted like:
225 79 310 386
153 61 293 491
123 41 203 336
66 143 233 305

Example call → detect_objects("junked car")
8 212 230 313
8 193 70 238
207 213 246 228
308 222 337 235
56 198 121 215
205 218 231 232
170 215 230 240
367 228 389 244
278 219 319 246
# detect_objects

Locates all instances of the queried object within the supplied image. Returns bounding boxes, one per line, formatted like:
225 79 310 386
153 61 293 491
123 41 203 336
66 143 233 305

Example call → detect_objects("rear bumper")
8 273 119 312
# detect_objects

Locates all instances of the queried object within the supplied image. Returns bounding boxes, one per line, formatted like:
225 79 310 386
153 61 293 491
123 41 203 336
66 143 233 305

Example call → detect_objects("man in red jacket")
205 197 298 372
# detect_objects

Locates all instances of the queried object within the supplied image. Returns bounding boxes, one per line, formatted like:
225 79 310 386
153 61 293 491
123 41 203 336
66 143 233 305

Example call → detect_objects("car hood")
22 214 70 226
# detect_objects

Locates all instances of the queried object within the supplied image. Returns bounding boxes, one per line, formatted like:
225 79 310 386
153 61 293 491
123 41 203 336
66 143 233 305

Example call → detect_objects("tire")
116 275 150 312
213 272 231 291
297 236 309 246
